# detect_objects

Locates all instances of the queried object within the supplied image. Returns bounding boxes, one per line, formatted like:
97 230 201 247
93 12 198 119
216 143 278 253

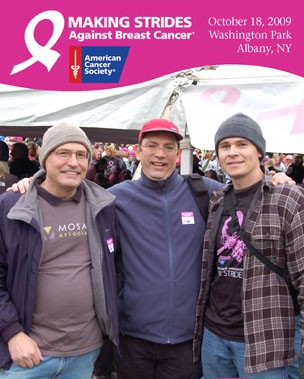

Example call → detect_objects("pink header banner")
1 0 302 91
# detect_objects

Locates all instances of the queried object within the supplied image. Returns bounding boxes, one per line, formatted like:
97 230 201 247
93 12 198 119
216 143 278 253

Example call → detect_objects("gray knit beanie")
39 123 92 169
214 113 266 158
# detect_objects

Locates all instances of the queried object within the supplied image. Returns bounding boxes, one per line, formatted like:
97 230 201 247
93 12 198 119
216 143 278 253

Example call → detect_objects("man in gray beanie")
0 124 119 379
193 113 304 379
214 113 266 159
38 123 93 170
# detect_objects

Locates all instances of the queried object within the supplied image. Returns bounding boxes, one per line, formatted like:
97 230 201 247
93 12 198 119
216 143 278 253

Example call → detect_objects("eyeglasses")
54 149 90 162
141 143 178 154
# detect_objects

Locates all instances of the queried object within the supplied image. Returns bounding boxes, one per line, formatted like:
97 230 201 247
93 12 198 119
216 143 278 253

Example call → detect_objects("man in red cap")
108 118 222 379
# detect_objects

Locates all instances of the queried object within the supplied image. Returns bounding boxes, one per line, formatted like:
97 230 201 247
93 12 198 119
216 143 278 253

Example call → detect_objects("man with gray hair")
0 124 119 379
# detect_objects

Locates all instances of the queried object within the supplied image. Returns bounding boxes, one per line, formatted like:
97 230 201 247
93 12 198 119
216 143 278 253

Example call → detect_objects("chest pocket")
250 225 284 264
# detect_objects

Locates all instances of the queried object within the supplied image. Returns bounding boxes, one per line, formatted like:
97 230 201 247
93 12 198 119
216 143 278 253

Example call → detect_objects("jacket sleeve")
0 200 24 343
284 190 304 287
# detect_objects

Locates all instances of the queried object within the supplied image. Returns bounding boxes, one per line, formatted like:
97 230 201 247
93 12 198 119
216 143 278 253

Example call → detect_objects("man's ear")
134 144 141 161
176 147 182 163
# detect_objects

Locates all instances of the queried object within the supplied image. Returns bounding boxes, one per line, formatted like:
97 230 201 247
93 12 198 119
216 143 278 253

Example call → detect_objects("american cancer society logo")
69 46 130 83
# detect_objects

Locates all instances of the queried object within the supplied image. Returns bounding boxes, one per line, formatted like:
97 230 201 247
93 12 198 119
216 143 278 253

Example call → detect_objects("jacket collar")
139 169 180 189
7 169 116 223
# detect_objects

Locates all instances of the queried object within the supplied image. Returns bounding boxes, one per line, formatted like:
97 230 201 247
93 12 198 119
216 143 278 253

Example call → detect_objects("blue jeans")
0 348 100 379
202 325 300 379
289 314 302 379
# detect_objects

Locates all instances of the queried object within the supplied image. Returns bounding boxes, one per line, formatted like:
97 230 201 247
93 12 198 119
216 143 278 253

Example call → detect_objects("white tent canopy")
0 65 303 153
0 74 187 143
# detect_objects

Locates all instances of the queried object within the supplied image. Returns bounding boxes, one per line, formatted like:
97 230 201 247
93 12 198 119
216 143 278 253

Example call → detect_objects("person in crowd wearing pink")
104 145 126 186
125 150 138 177
284 154 294 171
27 141 40 164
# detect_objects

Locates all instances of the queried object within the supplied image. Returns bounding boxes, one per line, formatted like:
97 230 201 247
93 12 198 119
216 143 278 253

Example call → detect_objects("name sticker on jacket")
181 212 195 224
106 238 115 253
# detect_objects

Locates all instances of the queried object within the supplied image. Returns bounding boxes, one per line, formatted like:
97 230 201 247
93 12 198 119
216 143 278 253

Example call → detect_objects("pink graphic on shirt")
217 211 245 263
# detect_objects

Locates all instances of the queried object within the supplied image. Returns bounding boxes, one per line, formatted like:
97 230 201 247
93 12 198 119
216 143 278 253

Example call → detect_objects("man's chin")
148 173 169 181
61 178 82 187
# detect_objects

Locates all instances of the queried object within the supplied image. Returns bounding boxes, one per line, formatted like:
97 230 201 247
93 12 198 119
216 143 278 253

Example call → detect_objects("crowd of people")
192 148 304 186
1 135 303 195
0 116 303 379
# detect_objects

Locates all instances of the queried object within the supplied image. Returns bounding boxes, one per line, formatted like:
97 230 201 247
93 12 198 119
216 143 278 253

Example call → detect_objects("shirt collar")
36 183 83 205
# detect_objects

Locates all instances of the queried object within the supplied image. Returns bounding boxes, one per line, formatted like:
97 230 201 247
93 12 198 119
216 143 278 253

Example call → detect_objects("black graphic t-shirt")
205 181 261 341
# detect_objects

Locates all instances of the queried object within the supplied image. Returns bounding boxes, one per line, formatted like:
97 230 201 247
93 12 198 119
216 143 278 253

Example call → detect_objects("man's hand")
270 171 295 186
8 332 44 368
6 178 31 194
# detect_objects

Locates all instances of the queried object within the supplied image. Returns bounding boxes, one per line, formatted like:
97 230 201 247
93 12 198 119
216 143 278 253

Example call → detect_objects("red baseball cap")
138 119 183 142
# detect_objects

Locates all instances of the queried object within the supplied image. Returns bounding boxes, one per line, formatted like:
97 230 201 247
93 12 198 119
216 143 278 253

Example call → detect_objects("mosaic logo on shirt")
43 223 88 240
69 46 130 83
43 226 55 240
